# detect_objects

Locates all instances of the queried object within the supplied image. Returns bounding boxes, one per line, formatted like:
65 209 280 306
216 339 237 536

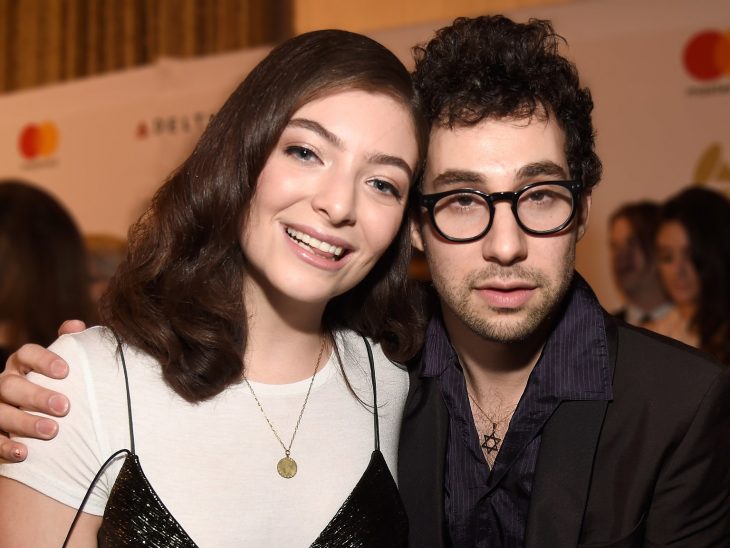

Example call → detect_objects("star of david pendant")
277 456 297 478
481 422 501 454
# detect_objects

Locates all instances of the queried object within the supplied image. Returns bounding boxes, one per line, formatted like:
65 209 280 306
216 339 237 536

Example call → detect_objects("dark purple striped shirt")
420 274 612 547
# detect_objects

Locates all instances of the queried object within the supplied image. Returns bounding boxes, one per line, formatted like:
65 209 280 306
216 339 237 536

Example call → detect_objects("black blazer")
398 315 730 547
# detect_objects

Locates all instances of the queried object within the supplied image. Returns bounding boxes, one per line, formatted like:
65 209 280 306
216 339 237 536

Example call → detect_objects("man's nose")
480 203 528 265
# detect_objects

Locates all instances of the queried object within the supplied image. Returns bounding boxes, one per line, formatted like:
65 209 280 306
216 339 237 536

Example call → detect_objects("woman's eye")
368 179 401 199
285 146 320 163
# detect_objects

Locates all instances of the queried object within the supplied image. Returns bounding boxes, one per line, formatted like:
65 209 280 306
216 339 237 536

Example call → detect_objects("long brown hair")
659 187 730 365
102 30 429 402
0 180 94 350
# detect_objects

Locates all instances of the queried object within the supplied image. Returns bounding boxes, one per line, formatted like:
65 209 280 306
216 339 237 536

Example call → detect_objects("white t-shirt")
1 327 409 547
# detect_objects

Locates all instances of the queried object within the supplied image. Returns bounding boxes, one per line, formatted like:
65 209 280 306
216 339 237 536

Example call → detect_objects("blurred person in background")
0 180 94 371
84 233 127 309
608 200 670 326
648 186 730 365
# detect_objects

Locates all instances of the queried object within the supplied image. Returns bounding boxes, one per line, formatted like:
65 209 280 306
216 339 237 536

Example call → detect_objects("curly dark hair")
659 187 730 365
412 15 602 190
101 30 429 402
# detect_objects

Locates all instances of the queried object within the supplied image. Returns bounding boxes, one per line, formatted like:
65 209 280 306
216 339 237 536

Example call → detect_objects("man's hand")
0 320 86 462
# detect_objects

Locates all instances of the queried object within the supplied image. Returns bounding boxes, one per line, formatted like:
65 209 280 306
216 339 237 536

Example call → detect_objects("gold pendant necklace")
244 336 326 479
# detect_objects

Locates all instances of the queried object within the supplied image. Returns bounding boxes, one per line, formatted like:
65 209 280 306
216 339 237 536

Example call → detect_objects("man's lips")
475 284 536 309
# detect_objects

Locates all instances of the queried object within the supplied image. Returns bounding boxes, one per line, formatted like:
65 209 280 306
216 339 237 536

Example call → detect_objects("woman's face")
656 220 700 308
241 89 418 307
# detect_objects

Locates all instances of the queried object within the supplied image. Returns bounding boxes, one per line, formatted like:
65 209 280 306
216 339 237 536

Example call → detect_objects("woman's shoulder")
47 326 161 395
334 330 409 387
51 326 157 368
50 325 116 354
644 307 699 348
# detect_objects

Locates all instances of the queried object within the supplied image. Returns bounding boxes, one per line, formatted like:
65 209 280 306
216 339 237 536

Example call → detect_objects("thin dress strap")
112 331 137 455
62 332 136 547
362 337 380 452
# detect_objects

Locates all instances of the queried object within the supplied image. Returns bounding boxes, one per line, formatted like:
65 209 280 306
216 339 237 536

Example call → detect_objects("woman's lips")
282 225 352 271
286 227 345 258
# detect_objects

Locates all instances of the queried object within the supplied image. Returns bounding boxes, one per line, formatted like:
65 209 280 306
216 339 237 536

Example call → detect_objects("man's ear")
410 217 425 252
576 190 592 242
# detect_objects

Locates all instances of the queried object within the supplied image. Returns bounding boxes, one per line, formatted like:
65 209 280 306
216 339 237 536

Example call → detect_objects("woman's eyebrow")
287 118 343 148
366 153 413 179
288 118 412 178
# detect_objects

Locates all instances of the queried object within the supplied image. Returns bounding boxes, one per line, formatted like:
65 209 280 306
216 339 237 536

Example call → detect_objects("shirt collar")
422 312 457 378
420 272 613 402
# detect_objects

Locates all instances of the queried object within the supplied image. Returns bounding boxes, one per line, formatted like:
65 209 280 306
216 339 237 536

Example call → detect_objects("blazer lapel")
399 370 450 548
524 314 618 548
524 399 609 547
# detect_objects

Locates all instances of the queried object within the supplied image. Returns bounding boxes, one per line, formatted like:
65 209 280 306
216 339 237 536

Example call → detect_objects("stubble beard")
433 248 576 344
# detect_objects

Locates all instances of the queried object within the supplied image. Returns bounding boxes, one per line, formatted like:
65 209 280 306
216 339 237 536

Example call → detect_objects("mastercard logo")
683 30 730 81
18 122 59 159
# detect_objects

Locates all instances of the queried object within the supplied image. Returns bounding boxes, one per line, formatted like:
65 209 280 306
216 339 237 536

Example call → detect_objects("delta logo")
18 121 59 160
683 29 730 95
135 111 213 140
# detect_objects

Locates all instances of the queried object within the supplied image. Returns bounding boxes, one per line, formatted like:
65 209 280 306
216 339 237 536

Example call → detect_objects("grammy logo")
694 143 730 197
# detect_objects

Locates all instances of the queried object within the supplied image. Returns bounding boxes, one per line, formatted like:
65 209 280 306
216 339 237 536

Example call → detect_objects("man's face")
412 116 591 344
609 216 653 297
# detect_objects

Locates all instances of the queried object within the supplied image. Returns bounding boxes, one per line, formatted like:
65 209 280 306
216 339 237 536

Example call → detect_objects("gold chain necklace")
467 391 516 456
243 336 326 479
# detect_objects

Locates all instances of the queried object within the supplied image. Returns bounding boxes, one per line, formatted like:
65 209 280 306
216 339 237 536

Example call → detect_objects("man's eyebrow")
366 153 413 179
516 161 569 180
287 118 343 148
430 170 485 187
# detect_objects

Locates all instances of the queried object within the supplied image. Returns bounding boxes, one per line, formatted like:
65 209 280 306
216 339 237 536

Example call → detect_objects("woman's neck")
676 302 697 324
242 281 330 384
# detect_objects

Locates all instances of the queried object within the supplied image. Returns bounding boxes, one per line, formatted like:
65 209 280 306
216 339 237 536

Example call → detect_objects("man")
397 15 729 547
1 15 729 548
608 201 671 326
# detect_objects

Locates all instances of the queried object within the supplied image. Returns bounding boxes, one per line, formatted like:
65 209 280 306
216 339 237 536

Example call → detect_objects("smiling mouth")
286 227 346 261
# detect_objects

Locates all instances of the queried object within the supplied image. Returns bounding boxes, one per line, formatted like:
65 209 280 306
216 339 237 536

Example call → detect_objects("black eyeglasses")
418 181 583 243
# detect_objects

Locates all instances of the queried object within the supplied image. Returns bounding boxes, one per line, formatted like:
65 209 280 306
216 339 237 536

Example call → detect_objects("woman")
649 187 730 365
0 181 95 369
0 29 428 546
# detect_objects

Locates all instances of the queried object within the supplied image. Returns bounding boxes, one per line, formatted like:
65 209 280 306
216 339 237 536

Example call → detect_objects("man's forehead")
428 112 555 141
423 115 568 182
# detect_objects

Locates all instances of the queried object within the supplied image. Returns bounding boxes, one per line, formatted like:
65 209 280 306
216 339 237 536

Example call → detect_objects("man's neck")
441 308 547 406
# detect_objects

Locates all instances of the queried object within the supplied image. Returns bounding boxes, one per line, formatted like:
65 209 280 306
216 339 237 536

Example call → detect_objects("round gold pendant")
277 456 297 478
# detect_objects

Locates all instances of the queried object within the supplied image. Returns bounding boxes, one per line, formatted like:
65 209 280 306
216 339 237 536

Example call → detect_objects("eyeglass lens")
432 183 575 240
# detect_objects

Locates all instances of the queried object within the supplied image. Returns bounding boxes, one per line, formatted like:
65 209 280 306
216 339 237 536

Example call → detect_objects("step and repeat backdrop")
1 0 728 309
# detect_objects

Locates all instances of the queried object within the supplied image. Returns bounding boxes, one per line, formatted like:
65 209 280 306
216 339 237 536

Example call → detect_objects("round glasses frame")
418 180 584 243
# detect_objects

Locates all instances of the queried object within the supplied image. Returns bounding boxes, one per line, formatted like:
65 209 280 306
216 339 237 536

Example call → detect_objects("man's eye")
455 195 477 207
